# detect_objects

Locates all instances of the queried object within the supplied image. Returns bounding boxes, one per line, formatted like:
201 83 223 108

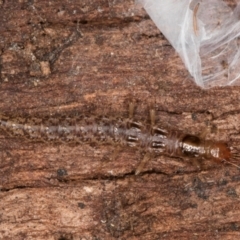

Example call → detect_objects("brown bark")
0 0 240 239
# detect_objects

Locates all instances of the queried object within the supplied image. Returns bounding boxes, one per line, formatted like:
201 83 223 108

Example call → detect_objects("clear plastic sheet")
138 0 240 88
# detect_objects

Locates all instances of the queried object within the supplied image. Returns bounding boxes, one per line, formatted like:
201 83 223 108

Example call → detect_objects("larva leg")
135 152 151 175
150 109 156 127
128 102 135 119
199 127 210 139
192 158 202 171
135 108 156 175
105 102 136 160
199 130 207 139
199 112 215 139
105 102 136 162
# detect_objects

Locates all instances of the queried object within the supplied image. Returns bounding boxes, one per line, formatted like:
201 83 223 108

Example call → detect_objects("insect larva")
0 107 238 174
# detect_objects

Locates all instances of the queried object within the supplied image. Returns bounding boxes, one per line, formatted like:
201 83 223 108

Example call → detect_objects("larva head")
209 142 231 163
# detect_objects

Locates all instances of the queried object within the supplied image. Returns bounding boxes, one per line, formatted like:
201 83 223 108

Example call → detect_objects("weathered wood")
0 0 240 239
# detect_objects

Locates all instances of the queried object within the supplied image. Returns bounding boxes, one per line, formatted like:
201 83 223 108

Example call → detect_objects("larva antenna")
222 159 240 169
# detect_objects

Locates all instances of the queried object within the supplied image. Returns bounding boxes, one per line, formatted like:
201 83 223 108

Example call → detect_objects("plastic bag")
138 0 240 88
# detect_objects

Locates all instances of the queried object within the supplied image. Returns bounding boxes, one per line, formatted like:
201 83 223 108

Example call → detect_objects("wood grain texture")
0 0 240 239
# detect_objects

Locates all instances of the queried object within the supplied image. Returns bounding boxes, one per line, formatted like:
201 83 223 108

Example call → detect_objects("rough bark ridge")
0 0 240 239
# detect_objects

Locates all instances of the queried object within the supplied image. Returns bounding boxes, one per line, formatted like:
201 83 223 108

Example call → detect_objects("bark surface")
0 0 240 239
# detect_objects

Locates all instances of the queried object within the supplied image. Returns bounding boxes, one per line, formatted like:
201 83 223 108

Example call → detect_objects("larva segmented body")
0 111 237 172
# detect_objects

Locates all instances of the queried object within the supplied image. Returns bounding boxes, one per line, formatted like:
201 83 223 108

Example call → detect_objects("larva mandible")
0 105 238 174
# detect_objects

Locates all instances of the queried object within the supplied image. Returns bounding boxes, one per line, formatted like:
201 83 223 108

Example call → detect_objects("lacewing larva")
0 105 239 174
